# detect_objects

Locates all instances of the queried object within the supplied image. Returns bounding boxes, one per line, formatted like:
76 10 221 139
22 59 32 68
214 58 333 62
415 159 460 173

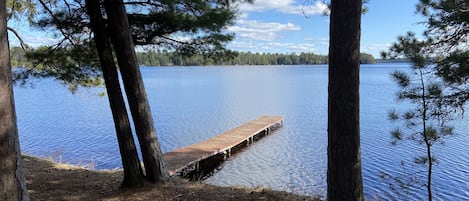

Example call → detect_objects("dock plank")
163 115 283 176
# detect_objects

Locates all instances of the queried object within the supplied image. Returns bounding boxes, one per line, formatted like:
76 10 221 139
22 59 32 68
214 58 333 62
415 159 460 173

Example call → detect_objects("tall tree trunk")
0 1 30 200
419 71 433 201
103 0 169 182
85 0 145 187
327 0 364 200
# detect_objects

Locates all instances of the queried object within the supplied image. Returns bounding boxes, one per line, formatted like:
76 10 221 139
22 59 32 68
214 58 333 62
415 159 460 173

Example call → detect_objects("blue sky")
8 0 426 58
227 0 426 57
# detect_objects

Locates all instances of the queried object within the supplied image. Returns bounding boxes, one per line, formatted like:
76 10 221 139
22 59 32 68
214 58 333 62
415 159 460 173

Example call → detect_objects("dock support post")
223 149 232 160
248 136 254 145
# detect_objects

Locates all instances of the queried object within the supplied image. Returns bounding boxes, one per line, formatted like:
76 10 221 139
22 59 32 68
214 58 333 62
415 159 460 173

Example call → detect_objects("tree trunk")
85 0 145 187
327 0 364 200
426 141 433 201
0 1 30 200
419 69 433 201
103 0 169 182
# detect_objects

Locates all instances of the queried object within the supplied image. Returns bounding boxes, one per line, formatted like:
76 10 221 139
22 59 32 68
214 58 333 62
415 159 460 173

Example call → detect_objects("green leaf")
388 109 399 121
403 111 416 120
391 128 403 145
425 126 438 141
440 126 454 137
427 83 442 97
391 71 411 88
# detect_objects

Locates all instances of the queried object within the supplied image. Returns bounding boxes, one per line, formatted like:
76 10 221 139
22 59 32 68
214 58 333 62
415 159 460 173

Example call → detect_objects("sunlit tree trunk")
103 0 169 182
85 0 145 187
0 1 30 200
327 0 364 200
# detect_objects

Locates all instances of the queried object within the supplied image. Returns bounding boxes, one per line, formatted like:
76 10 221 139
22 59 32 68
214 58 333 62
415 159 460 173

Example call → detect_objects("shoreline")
22 155 320 201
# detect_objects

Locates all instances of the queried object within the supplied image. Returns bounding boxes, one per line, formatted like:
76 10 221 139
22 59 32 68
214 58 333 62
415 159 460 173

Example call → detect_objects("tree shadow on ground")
23 155 319 201
23 155 121 201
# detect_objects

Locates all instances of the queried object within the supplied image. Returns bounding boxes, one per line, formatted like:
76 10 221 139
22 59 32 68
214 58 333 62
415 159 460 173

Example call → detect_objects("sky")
226 0 426 57
8 0 427 58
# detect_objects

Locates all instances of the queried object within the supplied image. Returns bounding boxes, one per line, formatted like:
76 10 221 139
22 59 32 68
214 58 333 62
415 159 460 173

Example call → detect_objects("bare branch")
123 0 163 8
159 35 190 45
6 26 29 51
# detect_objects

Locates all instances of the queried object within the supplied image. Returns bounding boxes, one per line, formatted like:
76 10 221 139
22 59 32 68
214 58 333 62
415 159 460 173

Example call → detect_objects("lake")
14 64 469 200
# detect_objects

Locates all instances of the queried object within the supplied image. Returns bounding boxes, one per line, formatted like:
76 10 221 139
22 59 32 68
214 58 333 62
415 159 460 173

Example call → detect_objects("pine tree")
0 1 30 199
327 0 364 200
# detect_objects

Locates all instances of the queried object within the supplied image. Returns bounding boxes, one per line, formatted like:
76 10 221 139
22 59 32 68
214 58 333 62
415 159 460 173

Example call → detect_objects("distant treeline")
137 51 376 66
10 47 30 67
9 46 376 67
375 58 410 63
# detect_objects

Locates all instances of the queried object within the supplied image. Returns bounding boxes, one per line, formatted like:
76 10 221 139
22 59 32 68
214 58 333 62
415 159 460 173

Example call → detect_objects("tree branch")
123 0 163 8
6 26 29 50
37 0 78 46
159 35 189 45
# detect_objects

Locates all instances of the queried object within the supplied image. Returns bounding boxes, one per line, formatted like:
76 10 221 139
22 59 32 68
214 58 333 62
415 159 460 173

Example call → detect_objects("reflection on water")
14 64 469 200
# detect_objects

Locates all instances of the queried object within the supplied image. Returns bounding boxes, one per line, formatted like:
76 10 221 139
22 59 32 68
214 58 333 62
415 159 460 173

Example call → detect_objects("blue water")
14 64 469 200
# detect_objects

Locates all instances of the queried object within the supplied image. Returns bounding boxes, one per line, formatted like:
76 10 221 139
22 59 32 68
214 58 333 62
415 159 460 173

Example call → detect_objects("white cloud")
281 1 329 16
304 37 328 42
232 41 395 57
361 43 392 57
237 0 328 16
8 32 57 48
228 20 301 41
229 41 321 54
237 0 295 11
361 43 392 52
237 12 249 19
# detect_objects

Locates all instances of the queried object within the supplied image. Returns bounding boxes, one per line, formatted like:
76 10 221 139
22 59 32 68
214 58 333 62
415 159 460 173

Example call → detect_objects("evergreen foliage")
6 0 36 22
136 51 330 66
9 47 30 67
384 0 468 110
383 0 467 200
12 47 376 68
16 45 102 92
15 0 251 89
386 37 455 200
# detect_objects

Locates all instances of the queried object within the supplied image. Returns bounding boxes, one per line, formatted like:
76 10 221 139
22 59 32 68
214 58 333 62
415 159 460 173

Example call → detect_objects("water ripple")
15 66 469 200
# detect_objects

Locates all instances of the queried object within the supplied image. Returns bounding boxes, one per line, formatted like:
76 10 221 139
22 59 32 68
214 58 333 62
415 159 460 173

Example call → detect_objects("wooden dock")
163 115 284 178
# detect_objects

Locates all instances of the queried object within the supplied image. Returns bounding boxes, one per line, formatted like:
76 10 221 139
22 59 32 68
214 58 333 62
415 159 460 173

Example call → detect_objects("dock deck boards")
163 115 284 176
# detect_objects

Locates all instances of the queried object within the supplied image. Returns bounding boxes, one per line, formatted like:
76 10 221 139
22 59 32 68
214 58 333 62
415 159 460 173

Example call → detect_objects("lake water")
14 64 469 200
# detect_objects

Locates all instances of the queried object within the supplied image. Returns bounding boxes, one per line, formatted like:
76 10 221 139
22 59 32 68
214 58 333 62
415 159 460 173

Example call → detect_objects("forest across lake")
9 46 376 67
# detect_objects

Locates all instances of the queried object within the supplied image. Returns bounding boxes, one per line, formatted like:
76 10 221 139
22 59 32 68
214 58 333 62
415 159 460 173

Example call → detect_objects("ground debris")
23 155 320 201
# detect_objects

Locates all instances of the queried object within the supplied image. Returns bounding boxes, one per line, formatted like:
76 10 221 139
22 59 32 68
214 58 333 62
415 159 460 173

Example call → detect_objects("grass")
22 155 320 201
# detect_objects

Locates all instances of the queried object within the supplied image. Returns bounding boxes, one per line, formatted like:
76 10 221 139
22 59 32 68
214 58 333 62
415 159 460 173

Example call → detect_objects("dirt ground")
22 155 320 201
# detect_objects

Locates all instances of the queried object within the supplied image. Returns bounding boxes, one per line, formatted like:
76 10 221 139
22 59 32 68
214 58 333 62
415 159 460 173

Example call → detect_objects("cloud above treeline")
229 40 322 54
237 0 329 16
228 20 301 41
